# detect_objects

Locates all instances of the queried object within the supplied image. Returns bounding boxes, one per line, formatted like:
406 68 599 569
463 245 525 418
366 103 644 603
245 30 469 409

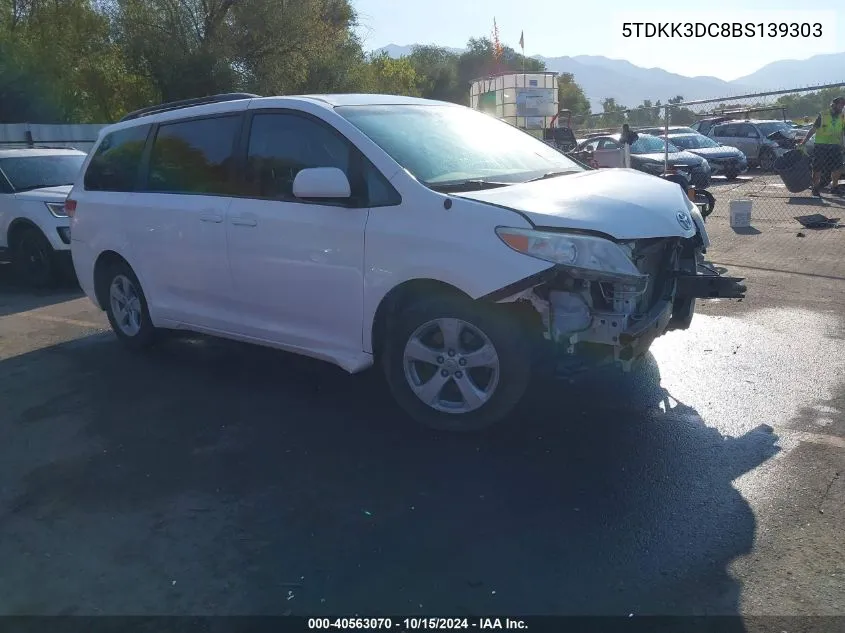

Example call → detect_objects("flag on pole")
519 30 524 51
492 18 503 61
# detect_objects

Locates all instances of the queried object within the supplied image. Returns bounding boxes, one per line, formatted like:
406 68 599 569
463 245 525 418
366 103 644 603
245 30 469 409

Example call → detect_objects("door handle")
199 213 223 223
230 216 258 227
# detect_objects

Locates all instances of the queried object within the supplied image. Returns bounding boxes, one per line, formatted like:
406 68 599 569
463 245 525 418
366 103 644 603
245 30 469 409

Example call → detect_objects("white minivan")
68 93 745 431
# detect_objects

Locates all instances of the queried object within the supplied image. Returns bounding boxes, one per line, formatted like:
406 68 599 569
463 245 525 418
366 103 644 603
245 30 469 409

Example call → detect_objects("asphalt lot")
0 223 844 618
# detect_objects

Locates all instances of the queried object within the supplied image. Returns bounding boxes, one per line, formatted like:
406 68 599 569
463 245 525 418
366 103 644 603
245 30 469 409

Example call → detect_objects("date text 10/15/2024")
308 618 527 630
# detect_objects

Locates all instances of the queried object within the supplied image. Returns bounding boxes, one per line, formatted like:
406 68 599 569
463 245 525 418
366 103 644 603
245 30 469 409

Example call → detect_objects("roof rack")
118 93 261 123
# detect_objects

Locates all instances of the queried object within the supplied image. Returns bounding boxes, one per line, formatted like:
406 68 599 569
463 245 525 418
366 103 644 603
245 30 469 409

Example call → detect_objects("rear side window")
738 124 759 138
146 115 241 195
84 125 151 192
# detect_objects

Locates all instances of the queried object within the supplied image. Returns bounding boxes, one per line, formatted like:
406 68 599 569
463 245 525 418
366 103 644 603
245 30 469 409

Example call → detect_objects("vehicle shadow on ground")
0 334 779 618
0 263 82 317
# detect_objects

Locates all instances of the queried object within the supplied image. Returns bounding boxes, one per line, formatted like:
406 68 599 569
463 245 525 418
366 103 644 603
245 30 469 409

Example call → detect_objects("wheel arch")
370 278 470 360
7 218 44 247
93 250 133 310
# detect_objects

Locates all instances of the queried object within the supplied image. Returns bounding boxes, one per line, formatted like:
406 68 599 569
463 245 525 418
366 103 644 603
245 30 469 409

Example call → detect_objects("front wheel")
11 227 57 288
758 149 776 172
382 295 532 432
695 189 716 218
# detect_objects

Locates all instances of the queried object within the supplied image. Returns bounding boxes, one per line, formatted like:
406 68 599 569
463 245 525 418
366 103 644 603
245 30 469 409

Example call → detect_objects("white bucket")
730 199 752 228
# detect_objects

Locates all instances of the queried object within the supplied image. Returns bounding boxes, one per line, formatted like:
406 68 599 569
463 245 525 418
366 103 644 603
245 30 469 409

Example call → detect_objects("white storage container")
730 199 752 228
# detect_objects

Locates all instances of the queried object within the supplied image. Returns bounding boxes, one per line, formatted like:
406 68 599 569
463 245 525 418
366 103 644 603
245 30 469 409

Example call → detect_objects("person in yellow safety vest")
800 97 845 197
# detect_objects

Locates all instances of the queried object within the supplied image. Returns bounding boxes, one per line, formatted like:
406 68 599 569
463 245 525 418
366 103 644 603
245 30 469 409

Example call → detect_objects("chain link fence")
561 84 845 277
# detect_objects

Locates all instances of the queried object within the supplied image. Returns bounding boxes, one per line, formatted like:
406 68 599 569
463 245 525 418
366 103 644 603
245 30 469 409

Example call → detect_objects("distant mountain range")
375 45 845 111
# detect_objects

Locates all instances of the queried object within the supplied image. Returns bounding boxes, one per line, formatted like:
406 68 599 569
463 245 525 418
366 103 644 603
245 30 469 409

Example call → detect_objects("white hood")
455 169 697 240
14 185 72 203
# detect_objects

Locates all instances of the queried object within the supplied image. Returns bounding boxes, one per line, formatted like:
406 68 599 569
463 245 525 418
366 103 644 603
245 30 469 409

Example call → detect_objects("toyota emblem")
676 211 693 231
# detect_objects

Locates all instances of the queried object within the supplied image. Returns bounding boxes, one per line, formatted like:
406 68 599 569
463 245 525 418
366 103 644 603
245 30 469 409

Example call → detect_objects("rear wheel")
103 261 157 349
11 227 57 288
382 294 532 432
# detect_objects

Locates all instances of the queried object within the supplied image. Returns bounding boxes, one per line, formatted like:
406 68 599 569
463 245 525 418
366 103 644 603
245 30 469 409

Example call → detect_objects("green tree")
359 52 420 96
0 0 154 122
407 45 461 102
557 73 590 118
111 0 364 101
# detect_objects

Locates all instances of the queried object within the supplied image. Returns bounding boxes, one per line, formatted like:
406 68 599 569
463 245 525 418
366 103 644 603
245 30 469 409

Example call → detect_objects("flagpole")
519 30 525 129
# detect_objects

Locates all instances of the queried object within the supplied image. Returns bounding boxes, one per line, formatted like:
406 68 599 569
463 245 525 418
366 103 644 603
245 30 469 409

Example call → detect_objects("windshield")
335 104 584 187
670 135 720 150
756 122 793 137
630 135 679 154
0 155 85 192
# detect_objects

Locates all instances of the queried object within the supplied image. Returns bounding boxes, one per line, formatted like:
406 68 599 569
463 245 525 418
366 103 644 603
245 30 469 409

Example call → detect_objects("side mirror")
293 167 351 199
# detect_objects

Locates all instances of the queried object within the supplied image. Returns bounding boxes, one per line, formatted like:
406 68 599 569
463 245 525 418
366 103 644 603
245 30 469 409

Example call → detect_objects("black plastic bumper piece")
675 273 747 300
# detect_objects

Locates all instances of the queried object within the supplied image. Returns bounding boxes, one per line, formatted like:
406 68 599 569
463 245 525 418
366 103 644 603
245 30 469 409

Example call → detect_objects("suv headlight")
45 202 68 218
496 227 647 284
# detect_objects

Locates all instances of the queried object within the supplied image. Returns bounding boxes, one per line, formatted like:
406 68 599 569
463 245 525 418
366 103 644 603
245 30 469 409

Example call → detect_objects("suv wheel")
759 149 776 171
382 294 531 432
103 262 157 349
11 227 56 288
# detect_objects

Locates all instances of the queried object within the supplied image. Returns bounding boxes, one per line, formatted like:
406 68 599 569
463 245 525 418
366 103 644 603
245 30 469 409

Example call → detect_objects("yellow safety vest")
816 111 844 145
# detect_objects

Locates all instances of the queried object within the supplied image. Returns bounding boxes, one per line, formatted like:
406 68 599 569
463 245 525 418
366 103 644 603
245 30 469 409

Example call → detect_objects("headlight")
45 202 67 218
496 227 647 283
685 197 711 249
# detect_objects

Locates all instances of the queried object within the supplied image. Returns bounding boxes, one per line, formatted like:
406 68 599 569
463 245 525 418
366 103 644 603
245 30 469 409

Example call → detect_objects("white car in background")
68 94 745 431
0 148 87 286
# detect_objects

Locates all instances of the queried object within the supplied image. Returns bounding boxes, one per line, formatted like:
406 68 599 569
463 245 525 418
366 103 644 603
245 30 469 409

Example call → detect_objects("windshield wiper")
427 179 513 193
524 170 576 183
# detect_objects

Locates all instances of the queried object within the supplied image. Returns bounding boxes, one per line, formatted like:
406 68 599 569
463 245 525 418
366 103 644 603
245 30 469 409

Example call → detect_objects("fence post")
621 123 632 169
663 105 670 173
24 123 34 148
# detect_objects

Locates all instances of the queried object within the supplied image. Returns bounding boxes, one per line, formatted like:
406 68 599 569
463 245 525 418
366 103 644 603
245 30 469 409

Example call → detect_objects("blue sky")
352 0 843 80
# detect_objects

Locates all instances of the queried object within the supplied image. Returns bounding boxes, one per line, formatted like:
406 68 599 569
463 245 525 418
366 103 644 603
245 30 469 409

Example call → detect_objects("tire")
102 261 157 349
758 149 776 172
11 227 57 288
382 294 532 432
819 172 832 190
695 189 716 218
669 297 696 331
724 170 739 181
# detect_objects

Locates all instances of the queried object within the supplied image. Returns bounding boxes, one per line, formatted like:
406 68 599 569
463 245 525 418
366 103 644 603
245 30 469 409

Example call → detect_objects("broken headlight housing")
496 227 647 287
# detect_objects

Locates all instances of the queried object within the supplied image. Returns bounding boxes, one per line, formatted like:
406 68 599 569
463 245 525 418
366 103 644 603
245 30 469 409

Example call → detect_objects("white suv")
0 148 87 286
68 93 745 431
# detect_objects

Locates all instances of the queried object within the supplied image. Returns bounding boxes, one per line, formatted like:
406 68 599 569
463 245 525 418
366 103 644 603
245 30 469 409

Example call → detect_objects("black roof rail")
118 93 261 123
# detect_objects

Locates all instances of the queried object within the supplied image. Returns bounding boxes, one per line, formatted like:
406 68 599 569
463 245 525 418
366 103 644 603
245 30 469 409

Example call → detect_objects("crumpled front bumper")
543 267 746 377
